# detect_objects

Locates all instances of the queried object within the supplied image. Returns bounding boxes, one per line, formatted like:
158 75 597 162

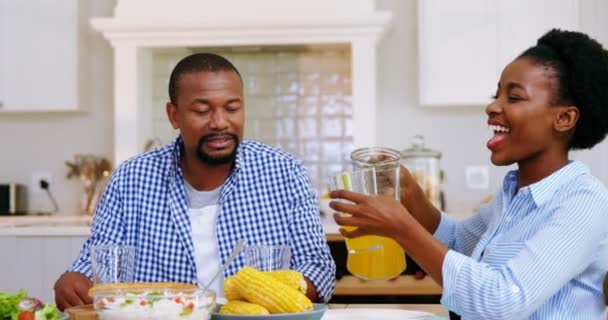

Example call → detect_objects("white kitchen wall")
0 1 116 215
0 0 606 216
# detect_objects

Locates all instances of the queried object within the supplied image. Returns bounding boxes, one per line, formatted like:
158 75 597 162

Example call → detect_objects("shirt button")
511 285 521 294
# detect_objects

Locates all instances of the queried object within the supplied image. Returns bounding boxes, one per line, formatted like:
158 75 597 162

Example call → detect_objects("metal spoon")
202 239 246 292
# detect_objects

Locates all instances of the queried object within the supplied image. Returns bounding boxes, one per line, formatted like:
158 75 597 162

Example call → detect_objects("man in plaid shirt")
54 53 336 311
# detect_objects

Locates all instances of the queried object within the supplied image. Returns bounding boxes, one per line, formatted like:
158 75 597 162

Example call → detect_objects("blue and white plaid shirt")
70 136 336 302
436 161 608 319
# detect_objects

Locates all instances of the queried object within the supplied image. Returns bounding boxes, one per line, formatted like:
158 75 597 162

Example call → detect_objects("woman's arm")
397 165 492 254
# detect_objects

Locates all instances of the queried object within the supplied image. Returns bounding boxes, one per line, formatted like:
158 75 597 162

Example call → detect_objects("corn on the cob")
233 267 312 313
223 275 242 300
223 270 307 301
265 270 307 294
219 300 270 315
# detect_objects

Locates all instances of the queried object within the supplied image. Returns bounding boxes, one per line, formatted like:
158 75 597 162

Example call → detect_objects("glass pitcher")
343 147 406 280
400 135 442 209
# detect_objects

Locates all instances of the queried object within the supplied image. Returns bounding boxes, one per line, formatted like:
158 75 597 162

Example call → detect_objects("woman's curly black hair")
519 29 608 150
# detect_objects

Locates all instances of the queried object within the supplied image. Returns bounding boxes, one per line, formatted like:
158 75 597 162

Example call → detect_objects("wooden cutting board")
65 304 98 320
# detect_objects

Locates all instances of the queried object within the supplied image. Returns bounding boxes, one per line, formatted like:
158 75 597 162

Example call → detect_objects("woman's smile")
486 123 511 151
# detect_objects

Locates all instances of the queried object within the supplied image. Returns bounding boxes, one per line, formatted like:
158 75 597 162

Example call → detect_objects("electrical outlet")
30 171 53 193
465 165 489 189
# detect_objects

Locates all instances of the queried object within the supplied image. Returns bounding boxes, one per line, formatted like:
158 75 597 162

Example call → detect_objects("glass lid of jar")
400 135 441 159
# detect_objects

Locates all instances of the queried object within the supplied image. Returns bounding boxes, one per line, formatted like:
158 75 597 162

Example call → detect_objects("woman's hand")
397 165 442 233
329 190 414 240
398 165 425 208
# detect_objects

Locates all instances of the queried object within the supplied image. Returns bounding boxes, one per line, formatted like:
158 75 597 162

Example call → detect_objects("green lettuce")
0 290 61 320
0 289 26 320
35 304 61 320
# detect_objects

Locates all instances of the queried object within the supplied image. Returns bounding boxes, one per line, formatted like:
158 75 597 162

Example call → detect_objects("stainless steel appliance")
0 183 28 215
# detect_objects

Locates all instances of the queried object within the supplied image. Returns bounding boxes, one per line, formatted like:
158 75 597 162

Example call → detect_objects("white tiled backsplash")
148 46 353 194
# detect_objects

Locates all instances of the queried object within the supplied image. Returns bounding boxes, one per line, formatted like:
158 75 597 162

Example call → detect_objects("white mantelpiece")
91 0 392 165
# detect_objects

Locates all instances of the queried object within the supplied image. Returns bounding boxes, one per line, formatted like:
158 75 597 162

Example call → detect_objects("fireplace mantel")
91 0 392 164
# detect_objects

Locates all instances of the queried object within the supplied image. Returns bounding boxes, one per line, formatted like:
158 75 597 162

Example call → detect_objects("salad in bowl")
0 289 62 320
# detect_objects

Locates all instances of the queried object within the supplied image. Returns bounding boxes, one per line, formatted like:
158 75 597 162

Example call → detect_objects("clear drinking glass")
243 245 291 271
350 146 402 200
90 244 136 284
329 167 383 255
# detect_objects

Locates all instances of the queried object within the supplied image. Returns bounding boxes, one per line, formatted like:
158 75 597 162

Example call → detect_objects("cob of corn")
232 267 312 313
219 300 270 315
224 270 307 301
223 275 242 301
265 270 307 294
223 270 308 301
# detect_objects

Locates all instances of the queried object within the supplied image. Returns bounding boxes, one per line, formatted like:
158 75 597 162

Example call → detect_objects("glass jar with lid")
400 135 443 209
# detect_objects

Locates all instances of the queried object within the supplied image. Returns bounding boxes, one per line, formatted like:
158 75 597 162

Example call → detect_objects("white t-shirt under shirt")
183 180 225 299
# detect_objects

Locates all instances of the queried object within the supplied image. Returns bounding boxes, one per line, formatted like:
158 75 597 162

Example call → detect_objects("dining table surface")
66 303 450 319
328 303 449 317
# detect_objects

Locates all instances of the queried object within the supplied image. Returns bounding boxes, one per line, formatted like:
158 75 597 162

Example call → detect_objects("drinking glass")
330 168 383 255
243 245 291 271
90 244 135 284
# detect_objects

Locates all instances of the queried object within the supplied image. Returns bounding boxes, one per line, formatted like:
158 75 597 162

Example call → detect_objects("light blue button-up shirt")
435 161 608 319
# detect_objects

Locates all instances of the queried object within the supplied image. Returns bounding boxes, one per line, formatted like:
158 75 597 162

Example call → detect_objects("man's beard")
195 133 239 166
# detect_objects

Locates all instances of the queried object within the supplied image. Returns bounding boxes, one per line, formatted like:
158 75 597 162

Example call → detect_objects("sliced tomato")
18 311 35 320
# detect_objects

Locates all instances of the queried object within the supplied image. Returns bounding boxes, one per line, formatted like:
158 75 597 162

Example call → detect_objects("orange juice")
340 222 406 280
344 233 406 280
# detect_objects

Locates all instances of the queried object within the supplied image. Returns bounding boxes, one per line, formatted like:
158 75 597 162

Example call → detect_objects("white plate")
321 308 435 320
212 303 327 320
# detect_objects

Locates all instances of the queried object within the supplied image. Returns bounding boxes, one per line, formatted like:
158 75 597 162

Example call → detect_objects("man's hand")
53 272 93 311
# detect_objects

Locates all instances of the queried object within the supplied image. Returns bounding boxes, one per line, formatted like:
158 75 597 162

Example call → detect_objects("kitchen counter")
0 215 341 237
0 215 92 236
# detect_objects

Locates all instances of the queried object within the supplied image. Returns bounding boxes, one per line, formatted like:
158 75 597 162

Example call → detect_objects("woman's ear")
554 106 579 132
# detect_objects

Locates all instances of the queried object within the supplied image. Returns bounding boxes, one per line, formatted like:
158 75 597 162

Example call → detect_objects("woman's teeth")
488 124 510 133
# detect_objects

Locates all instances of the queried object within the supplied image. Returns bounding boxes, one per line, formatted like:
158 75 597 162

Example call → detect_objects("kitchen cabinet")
0 0 80 112
418 0 578 107
0 234 87 303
